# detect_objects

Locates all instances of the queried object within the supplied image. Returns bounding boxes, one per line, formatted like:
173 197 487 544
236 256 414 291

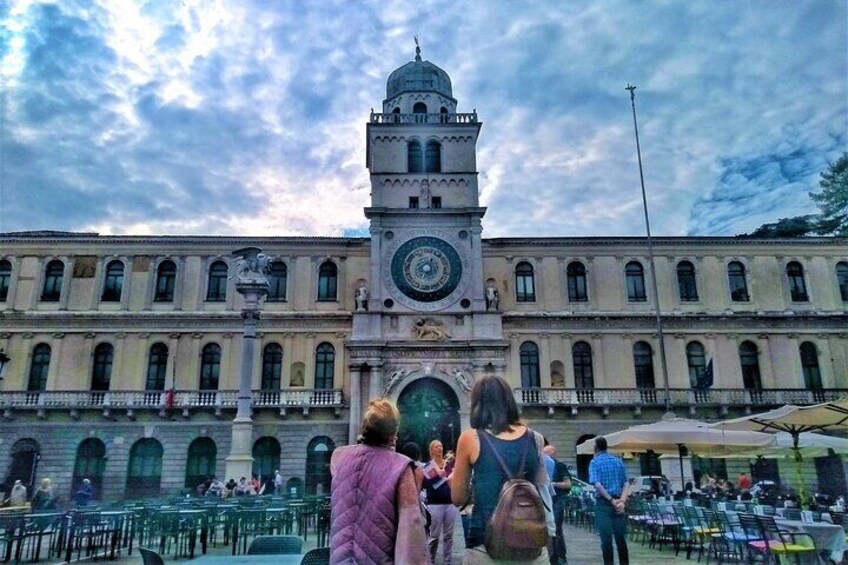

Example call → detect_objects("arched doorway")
305 436 335 495
72 438 106 499
252 437 280 484
397 378 460 461
126 438 163 499
575 434 595 482
4 439 40 496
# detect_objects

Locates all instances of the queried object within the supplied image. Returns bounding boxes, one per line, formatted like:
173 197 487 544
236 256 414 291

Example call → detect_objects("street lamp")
0 349 10 380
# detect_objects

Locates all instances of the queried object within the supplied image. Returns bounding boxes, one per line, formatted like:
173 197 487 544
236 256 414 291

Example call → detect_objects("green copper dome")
386 58 453 101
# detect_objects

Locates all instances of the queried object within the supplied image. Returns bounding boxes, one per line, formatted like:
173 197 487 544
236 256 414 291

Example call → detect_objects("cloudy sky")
0 0 845 238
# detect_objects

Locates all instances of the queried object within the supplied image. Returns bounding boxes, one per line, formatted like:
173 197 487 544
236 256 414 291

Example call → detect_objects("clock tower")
347 45 507 443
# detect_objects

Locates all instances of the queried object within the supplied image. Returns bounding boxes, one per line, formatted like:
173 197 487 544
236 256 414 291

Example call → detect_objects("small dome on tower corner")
386 59 454 101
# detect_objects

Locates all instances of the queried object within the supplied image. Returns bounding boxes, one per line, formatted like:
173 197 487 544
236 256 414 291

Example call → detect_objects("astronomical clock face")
384 231 470 311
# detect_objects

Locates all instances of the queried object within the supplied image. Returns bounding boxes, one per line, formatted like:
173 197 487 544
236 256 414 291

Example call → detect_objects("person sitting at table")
223 478 238 498
234 477 254 496
74 479 94 507
250 474 261 494
31 478 57 511
206 477 224 498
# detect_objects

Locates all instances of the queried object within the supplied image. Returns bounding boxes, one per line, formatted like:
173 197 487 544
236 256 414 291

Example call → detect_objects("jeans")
549 497 567 564
595 499 629 565
428 504 458 564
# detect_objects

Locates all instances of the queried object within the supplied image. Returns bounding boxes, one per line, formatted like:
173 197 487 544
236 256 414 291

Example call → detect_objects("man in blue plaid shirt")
589 436 629 564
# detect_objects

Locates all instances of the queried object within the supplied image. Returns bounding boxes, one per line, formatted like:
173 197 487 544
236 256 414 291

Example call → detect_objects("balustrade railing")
369 112 478 124
513 387 848 409
0 388 344 413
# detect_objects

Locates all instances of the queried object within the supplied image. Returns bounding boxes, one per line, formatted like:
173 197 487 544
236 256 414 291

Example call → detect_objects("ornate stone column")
348 365 362 443
225 247 270 481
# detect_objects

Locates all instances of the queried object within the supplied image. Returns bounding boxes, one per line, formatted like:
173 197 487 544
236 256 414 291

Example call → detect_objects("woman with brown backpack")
451 375 555 564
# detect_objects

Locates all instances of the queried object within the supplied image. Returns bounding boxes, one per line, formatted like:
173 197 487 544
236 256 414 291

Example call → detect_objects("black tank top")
466 428 539 548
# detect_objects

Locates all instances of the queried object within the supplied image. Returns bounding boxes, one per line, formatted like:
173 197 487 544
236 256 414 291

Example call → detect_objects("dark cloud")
0 1 845 237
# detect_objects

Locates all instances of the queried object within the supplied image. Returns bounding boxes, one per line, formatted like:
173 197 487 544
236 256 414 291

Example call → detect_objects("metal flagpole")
626 84 673 418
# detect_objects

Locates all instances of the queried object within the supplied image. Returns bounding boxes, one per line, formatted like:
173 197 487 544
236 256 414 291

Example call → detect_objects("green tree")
810 152 848 236
747 215 818 238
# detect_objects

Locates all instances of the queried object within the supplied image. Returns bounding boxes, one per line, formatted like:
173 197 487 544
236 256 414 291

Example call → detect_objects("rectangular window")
0 274 9 302
409 197 419 209
431 197 442 209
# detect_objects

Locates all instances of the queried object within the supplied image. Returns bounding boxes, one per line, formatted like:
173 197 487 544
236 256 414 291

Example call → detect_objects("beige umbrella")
710 399 848 501
709 399 848 457
709 431 848 459
576 418 776 487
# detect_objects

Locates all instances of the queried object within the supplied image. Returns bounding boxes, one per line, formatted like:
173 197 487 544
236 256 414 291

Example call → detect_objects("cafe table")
775 517 846 564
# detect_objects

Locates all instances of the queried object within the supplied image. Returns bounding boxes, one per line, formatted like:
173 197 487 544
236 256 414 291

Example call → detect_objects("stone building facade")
1 53 847 502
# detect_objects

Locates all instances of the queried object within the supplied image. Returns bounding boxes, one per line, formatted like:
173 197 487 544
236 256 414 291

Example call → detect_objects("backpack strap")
479 428 533 480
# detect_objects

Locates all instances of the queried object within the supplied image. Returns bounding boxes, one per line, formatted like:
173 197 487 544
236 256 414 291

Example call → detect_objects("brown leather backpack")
480 430 550 560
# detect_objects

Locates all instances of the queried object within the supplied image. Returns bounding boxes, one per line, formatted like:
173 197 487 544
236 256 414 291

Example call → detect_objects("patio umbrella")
709 431 848 459
575 418 775 489
710 399 848 501
709 399 848 460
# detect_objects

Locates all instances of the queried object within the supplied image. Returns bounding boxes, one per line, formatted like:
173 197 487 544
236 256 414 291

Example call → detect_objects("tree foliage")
810 152 848 236
743 152 848 237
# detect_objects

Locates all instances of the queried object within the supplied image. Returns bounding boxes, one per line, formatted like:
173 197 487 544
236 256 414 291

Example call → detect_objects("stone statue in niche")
290 365 305 387
485 283 500 311
354 284 369 311
383 368 407 395
420 180 432 209
452 367 472 394
232 247 272 285
412 317 451 341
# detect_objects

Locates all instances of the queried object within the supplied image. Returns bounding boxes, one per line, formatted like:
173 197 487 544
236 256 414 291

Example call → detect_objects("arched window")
41 260 64 302
101 260 124 302
786 261 808 302
252 437 281 484
286 477 303 497
425 140 441 173
305 436 335 494
413 102 427 123
515 262 536 302
567 261 588 302
317 261 338 301
728 261 749 302
407 140 423 173
625 261 647 302
800 342 822 391
91 343 113 391
206 261 228 302
72 438 105 499
836 262 848 302
185 437 217 488
633 341 655 389
686 342 707 388
572 341 594 389
439 106 449 123
261 343 283 390
519 341 540 388
677 261 699 302
739 341 762 390
126 438 163 498
28 343 51 392
146 343 168 391
315 343 335 389
154 260 177 302
267 261 287 302
0 259 11 301
199 344 221 390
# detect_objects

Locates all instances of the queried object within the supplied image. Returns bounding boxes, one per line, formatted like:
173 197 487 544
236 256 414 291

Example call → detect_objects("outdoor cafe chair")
740 513 816 565
137 546 165 565
247 534 302 555
782 508 802 521
300 546 330 565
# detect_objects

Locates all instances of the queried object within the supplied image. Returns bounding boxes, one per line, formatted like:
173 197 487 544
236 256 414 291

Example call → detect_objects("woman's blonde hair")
359 399 400 446
428 439 442 454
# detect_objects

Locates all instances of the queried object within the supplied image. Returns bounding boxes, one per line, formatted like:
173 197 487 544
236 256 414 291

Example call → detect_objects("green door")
397 378 460 462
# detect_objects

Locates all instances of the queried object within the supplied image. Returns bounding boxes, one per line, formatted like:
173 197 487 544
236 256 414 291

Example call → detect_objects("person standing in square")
589 437 629 565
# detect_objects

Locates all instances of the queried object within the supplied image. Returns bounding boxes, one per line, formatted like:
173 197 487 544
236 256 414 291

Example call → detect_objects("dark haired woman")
451 375 554 564
329 399 428 564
